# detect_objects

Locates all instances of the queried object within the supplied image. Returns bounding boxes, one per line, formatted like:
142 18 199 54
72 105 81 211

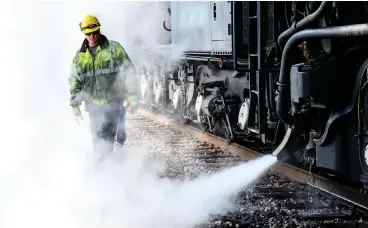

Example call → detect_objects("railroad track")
121 108 368 227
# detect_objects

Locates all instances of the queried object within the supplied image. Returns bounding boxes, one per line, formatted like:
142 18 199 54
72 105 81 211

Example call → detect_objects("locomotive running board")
272 127 293 157
137 108 368 211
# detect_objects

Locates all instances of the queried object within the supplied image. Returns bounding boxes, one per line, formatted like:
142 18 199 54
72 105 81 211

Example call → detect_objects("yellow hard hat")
79 14 101 34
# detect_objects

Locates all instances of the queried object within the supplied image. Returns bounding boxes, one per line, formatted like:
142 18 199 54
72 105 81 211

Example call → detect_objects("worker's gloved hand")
72 107 83 124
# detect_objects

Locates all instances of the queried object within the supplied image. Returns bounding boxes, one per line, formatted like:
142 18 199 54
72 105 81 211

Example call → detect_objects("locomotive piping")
276 23 368 126
278 1 332 49
272 127 293 157
163 21 171 32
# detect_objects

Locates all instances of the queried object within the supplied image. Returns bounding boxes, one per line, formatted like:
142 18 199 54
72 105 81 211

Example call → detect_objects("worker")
68 14 138 158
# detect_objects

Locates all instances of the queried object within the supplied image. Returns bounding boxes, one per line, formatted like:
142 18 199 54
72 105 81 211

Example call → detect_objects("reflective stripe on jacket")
68 34 138 108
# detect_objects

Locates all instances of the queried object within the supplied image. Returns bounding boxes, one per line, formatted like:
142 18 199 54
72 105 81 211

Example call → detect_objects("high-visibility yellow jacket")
68 35 138 109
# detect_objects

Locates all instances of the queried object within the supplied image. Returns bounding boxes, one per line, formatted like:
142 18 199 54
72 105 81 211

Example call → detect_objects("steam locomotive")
135 1 368 191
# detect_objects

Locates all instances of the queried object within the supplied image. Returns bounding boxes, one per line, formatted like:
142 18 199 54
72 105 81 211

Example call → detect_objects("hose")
278 1 332 49
276 23 368 126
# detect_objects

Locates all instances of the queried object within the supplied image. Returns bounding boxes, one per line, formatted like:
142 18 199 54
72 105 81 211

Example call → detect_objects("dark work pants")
88 101 124 158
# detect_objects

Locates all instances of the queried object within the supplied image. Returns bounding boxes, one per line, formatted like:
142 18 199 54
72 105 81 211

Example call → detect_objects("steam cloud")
0 1 277 228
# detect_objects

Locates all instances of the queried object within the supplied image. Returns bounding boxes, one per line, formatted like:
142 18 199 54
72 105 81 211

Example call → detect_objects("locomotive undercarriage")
136 1 368 193
137 51 368 190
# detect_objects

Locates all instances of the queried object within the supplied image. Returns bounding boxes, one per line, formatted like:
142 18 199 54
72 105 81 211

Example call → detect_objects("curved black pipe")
276 23 368 126
163 21 171 31
278 1 332 49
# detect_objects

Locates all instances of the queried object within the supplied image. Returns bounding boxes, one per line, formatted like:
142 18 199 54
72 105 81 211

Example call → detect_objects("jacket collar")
79 34 109 53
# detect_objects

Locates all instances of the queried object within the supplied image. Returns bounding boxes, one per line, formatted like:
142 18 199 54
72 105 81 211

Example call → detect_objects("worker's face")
85 29 100 47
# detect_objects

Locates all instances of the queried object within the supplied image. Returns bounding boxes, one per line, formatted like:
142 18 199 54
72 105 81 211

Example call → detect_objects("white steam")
0 1 277 228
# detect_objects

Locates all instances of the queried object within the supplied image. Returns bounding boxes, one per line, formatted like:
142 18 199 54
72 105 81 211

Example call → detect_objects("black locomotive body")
137 1 368 190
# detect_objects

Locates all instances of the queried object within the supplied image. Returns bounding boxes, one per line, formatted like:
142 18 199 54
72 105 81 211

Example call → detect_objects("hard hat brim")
82 26 100 34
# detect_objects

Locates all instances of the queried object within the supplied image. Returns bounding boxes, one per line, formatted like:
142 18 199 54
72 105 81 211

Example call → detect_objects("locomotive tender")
136 1 368 190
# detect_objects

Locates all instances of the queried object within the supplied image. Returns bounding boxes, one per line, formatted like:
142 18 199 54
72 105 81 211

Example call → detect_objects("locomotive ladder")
247 1 267 135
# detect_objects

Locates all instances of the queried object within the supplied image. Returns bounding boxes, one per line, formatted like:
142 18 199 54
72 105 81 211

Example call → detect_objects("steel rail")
137 108 368 211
